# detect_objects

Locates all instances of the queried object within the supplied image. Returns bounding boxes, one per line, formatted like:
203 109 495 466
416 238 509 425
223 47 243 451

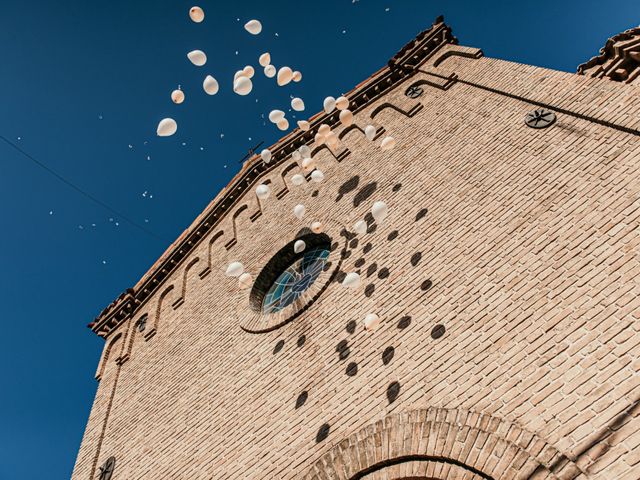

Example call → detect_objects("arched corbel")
144 284 175 341
338 124 365 140
249 179 272 222
95 332 123 381
432 45 483 68
120 312 148 364
406 71 458 91
370 101 424 120
172 257 200 309
311 144 350 164
276 162 303 200
224 205 249 250
339 123 386 142
199 231 224 278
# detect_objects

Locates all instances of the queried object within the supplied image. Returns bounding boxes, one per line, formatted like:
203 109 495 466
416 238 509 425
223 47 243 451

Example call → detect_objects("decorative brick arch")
432 45 483 68
120 311 148 364
172 256 200 309
303 408 585 480
225 205 249 250
250 178 272 222
338 124 365 140
94 332 123 381
144 284 174 341
276 162 303 199
199 230 224 278
310 144 350 164
370 101 424 120
404 75 457 93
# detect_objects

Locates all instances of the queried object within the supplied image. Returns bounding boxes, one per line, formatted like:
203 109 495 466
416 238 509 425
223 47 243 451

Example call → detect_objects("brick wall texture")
72 29 640 480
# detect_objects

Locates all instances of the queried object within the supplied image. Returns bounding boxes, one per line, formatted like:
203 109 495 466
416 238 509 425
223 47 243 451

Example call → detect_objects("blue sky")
0 1 636 478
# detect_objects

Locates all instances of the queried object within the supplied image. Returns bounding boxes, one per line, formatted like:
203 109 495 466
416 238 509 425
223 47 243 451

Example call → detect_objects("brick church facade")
73 17 640 479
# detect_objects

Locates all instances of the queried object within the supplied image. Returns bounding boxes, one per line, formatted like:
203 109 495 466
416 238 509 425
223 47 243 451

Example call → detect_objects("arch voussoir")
305 408 585 480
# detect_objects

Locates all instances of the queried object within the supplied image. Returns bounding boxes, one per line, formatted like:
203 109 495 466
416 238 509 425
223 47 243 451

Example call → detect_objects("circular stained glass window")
262 246 330 314
240 231 343 333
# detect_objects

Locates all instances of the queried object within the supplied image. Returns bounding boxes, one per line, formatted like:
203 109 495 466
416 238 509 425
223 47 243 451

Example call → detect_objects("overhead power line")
0 134 166 242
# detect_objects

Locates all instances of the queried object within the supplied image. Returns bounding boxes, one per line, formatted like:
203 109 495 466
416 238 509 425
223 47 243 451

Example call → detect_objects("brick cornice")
577 25 640 84
89 16 456 338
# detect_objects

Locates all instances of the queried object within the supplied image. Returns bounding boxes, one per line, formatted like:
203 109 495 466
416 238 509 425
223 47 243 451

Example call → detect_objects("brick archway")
303 408 585 480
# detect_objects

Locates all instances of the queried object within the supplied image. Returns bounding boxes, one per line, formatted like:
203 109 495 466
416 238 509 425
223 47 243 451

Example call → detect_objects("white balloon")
264 65 276 78
314 133 326 146
381 136 396 151
203 75 219 95
244 19 262 35
294 240 306 253
171 89 184 104
353 220 367 235
291 174 305 186
234 70 246 81
318 124 331 136
225 261 244 277
260 149 272 163
371 201 388 223
256 184 271 200
311 221 323 233
335 96 349 110
189 6 205 23
259 52 271 67
187 50 207 66
242 65 255 78
291 97 305 111
301 157 316 172
299 145 311 158
339 109 353 127
277 67 293 86
268 110 285 123
238 272 253 289
363 313 381 331
323 96 336 113
365 124 376 141
293 204 305 219
292 151 301 161
311 169 324 183
233 76 253 95
297 120 310 131
292 71 302 82
342 272 361 288
157 118 177 137
277 118 289 131
326 132 339 149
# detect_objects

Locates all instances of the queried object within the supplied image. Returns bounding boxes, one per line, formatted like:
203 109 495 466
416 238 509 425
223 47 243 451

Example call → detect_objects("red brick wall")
72 43 640 479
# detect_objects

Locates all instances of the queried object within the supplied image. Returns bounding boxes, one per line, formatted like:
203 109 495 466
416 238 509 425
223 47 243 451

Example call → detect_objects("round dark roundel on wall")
524 108 556 129
236 230 346 333
404 84 424 98
98 456 116 480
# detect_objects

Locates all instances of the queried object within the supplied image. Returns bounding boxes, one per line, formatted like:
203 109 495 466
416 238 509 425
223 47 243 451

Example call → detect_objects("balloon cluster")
172 7 402 336
156 9 303 137
157 6 402 162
